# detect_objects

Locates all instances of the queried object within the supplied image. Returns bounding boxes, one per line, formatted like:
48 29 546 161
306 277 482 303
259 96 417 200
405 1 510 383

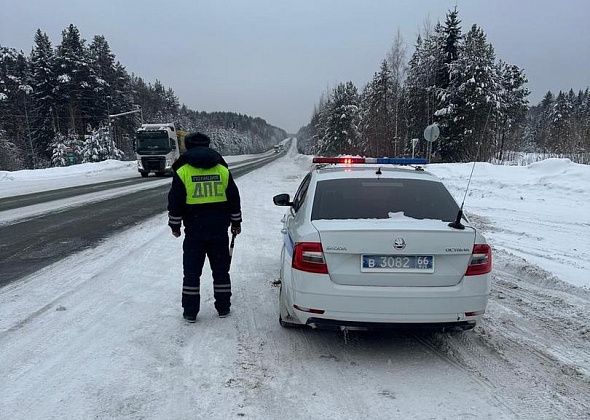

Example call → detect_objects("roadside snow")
427 158 590 289
0 151 276 199
0 160 137 198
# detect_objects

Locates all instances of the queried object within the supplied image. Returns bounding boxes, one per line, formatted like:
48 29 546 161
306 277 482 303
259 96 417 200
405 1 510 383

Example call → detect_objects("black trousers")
182 232 231 315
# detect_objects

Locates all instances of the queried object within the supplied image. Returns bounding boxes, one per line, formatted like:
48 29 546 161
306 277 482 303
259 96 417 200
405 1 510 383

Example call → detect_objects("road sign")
423 123 440 143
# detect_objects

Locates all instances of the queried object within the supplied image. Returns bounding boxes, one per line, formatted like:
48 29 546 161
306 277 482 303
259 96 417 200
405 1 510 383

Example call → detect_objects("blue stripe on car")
284 232 294 257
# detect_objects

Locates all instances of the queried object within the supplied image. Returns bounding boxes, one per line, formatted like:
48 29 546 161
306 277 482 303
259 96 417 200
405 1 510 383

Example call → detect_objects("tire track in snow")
429 212 590 418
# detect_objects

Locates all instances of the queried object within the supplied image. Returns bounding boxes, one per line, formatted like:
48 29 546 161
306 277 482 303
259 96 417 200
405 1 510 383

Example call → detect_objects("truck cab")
136 123 180 177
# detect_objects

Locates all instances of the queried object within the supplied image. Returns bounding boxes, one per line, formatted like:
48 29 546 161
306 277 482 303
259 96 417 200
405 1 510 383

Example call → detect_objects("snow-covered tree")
54 24 95 134
315 82 360 155
440 24 501 161
495 62 529 160
82 125 123 162
360 61 394 155
0 128 24 170
30 29 56 159
88 35 117 126
49 133 68 166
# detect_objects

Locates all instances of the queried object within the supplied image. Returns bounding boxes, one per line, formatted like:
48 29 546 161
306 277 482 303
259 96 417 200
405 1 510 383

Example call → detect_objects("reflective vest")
176 164 229 205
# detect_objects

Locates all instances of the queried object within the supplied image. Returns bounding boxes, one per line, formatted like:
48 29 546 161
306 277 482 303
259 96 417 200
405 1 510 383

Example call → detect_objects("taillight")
465 244 492 276
292 242 329 274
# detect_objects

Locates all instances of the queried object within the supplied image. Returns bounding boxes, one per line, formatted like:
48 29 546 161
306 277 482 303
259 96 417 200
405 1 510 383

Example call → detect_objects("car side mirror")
273 193 293 206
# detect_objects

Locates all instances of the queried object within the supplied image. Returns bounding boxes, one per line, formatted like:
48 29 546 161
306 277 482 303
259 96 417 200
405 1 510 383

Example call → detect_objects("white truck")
135 123 180 177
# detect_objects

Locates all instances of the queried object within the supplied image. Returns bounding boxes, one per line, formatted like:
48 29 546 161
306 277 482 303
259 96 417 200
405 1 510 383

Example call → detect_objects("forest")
297 8 590 164
0 25 286 170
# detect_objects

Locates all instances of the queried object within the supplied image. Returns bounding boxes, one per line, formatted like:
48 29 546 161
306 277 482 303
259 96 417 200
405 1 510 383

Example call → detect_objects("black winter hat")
185 132 211 149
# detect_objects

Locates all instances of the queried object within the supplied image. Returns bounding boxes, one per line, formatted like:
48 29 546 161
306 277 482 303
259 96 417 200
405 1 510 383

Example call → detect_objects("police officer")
168 132 242 322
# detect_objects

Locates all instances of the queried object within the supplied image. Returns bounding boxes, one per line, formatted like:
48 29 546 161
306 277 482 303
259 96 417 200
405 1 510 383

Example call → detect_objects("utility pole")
108 106 142 157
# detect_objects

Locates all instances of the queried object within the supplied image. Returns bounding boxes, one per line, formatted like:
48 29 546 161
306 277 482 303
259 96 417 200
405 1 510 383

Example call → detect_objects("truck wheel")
140 172 149 178
155 171 166 177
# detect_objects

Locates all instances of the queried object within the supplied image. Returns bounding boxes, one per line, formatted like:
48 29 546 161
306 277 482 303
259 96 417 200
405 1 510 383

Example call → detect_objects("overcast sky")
1 0 589 132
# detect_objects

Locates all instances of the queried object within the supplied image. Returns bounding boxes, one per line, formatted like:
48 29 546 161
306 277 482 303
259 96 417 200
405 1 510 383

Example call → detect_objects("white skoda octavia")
273 157 492 331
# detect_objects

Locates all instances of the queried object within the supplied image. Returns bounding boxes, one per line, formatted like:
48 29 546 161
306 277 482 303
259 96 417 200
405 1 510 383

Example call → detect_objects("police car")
273 157 492 331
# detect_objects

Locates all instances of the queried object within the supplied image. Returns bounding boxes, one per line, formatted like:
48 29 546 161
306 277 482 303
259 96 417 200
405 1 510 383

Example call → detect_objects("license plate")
361 255 434 273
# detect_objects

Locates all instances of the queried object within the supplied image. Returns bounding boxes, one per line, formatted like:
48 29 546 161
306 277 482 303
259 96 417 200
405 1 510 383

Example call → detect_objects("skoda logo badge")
393 237 406 250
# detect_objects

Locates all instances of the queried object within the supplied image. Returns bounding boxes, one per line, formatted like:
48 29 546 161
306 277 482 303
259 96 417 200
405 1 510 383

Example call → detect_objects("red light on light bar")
312 157 365 164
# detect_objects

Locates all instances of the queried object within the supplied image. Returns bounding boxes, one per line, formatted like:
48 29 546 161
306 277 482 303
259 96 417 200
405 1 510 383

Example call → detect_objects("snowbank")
0 160 137 198
427 158 590 288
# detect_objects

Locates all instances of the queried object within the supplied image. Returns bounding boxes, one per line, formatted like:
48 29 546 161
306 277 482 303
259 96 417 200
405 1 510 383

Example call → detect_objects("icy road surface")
0 150 277 199
1 144 589 419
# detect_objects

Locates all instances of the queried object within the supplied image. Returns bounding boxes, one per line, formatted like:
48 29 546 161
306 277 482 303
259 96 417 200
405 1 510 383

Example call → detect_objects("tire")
140 171 149 178
155 171 166 177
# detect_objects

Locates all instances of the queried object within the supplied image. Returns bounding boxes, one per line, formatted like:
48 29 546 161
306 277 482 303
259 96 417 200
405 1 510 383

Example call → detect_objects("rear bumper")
305 318 476 331
289 272 489 325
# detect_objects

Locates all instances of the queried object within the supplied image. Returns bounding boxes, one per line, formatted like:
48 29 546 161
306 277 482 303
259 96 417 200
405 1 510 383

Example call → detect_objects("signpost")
423 123 440 163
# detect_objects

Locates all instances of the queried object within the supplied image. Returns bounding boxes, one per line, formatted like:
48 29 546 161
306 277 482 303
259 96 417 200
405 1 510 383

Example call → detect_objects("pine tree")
534 91 555 151
88 35 117 126
54 24 95 135
434 8 463 159
442 8 462 75
360 61 394 155
496 62 529 160
82 124 123 162
49 132 69 166
30 29 56 159
441 24 501 161
549 91 573 153
0 128 24 170
404 35 429 156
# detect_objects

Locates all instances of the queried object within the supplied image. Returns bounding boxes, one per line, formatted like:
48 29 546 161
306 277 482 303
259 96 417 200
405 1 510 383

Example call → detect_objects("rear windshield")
311 178 459 222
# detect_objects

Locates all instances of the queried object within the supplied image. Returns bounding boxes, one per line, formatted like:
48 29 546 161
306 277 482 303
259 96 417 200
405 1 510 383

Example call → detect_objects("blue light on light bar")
374 157 428 165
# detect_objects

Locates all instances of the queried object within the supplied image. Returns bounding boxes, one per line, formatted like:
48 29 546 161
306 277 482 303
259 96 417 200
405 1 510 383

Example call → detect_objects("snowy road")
0 148 286 286
1 144 589 419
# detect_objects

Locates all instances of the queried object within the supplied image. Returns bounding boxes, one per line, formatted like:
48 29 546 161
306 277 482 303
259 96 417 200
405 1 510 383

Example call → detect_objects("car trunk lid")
312 219 476 287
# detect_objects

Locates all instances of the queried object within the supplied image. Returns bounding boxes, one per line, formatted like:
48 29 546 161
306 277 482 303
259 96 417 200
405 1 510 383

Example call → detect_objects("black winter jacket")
167 146 242 235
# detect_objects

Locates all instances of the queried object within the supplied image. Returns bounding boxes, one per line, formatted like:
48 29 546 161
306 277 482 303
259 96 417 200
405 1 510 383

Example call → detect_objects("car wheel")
140 171 149 178
155 171 166 177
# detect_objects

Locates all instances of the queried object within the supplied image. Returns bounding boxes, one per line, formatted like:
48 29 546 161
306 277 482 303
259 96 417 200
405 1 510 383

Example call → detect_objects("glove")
168 214 182 238
170 225 181 238
231 223 241 236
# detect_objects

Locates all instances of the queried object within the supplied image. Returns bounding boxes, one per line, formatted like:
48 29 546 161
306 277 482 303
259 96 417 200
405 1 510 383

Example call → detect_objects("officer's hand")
231 224 241 236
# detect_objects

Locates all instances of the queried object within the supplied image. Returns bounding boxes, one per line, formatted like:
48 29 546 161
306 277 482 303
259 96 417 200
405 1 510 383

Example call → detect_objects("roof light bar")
312 157 428 165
